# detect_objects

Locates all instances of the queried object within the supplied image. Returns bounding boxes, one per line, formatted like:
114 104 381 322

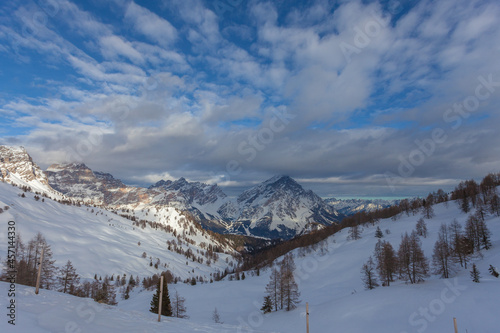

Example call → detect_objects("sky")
0 0 500 198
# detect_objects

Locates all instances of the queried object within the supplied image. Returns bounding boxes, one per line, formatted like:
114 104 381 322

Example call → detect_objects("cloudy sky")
1 0 500 198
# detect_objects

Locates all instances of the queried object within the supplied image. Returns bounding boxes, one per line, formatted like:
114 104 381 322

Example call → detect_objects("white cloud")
99 35 144 64
124 2 177 46
1 0 500 196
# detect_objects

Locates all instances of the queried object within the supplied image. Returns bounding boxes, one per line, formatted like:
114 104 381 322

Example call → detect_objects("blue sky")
1 0 500 197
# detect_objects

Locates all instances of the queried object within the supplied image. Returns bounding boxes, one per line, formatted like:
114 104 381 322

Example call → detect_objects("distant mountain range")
1 145 400 239
325 197 399 216
1 145 352 239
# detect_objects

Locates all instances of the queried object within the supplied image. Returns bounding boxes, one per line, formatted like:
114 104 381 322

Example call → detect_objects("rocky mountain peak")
238 175 304 205
169 177 190 190
149 179 173 189
229 175 341 239
47 162 90 172
0 145 49 185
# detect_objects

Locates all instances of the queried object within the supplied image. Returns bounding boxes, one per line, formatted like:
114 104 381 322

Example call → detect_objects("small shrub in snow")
489 265 499 278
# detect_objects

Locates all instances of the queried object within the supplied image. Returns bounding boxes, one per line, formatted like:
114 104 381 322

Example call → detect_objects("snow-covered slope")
0 283 270 333
125 199 500 333
224 175 342 239
2 196 499 332
0 181 235 281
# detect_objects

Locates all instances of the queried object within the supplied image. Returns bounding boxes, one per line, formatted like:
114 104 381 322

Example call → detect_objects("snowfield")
0 182 499 332
0 182 235 281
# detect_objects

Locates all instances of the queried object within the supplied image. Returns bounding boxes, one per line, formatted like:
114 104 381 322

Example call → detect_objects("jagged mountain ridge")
224 175 342 239
46 162 231 232
325 197 399 216
0 146 64 199
0 146 342 239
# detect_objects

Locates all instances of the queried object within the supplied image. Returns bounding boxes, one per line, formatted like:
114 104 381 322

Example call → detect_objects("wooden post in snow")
158 275 164 322
453 317 458 333
35 247 44 295
306 302 310 333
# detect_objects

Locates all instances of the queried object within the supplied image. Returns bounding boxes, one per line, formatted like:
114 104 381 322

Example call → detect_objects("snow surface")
0 182 235 280
0 184 499 332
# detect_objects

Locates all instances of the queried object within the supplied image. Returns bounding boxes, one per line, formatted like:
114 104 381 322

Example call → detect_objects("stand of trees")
263 253 301 312
363 205 494 289
1 232 56 290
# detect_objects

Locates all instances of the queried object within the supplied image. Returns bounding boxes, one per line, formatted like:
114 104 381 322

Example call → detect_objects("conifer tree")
123 285 131 300
129 274 136 287
465 215 480 252
461 195 470 213
95 277 117 305
150 274 172 316
375 226 384 239
376 241 398 286
279 254 300 311
489 193 500 216
432 224 454 278
470 263 481 283
33 232 57 289
361 256 379 290
397 231 428 284
477 219 492 250
416 218 428 238
261 295 273 314
212 307 222 323
348 224 362 240
448 219 465 267
422 203 435 219
265 268 281 312
58 260 80 294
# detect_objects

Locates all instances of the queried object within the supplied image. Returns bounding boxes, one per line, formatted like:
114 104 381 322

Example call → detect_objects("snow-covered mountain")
46 162 129 204
45 161 342 239
46 162 231 232
0 146 63 199
223 175 342 239
148 177 231 232
1 146 341 240
326 197 398 216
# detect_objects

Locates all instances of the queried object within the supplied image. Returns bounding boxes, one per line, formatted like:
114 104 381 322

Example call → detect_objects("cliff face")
0 146 50 185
